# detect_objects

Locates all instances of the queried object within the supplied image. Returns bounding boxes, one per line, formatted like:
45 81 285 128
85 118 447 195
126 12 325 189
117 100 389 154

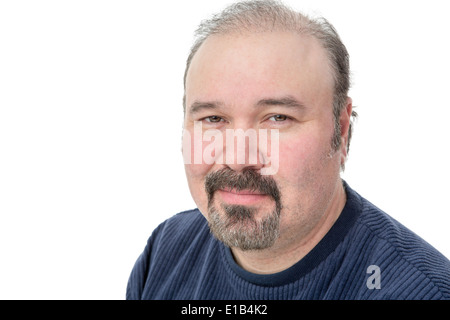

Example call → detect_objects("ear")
339 97 353 163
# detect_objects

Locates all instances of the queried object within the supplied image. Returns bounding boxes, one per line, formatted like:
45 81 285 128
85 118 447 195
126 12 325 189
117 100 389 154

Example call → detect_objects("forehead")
185 31 334 111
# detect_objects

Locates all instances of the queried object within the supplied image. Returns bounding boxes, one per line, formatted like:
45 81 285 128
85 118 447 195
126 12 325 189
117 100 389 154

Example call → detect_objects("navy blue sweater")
127 183 450 300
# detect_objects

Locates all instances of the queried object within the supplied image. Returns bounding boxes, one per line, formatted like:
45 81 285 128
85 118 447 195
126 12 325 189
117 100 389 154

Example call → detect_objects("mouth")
216 188 270 206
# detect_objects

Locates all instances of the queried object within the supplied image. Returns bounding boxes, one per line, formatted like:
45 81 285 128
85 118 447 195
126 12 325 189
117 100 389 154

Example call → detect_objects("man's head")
182 0 355 251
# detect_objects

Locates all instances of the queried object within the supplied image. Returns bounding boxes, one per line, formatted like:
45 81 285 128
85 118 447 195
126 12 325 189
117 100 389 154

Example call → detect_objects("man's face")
183 31 344 251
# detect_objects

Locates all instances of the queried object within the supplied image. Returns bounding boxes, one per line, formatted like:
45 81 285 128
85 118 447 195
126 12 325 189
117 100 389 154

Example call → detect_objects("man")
127 0 449 299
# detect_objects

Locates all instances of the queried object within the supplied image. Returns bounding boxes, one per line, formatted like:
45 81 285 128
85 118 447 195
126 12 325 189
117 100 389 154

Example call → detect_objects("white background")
0 0 449 299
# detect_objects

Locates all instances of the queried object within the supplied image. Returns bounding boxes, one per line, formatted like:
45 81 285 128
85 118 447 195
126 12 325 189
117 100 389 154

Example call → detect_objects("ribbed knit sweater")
126 182 450 300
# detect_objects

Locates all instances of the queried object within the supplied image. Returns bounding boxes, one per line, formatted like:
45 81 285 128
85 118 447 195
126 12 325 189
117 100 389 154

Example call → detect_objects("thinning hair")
183 0 357 158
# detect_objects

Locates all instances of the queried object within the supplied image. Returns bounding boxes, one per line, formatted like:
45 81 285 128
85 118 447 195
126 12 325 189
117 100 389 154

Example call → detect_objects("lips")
216 188 269 205
205 167 281 208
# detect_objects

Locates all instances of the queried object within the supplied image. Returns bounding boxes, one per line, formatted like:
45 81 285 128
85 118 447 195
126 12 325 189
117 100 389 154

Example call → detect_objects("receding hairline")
192 0 315 36
183 1 349 111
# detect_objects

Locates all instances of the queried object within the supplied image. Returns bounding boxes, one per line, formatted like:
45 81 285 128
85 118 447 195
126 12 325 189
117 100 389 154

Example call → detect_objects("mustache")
204 168 281 203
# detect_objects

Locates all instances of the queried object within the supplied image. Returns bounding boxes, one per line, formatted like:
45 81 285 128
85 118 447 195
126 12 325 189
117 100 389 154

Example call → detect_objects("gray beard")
207 202 280 251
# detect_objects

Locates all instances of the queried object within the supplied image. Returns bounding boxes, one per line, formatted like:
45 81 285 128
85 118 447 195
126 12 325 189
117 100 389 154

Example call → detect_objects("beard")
204 168 282 251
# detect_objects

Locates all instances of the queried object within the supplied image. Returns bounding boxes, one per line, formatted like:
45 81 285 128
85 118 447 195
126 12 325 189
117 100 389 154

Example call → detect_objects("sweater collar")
221 180 362 287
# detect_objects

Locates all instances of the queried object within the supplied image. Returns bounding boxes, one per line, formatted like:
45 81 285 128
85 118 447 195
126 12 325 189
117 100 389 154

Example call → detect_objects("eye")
268 114 288 121
203 115 224 123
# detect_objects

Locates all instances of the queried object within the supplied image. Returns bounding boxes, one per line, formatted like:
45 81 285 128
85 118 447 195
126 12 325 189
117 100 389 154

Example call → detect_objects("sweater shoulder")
355 194 450 299
160 208 206 232
150 208 210 253
126 208 212 299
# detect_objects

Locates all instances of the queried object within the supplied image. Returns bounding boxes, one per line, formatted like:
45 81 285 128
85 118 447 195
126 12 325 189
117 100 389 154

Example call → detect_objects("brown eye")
270 114 287 121
205 116 223 123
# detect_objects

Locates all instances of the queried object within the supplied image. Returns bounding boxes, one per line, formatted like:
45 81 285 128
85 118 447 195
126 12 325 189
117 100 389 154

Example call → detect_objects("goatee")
204 168 282 251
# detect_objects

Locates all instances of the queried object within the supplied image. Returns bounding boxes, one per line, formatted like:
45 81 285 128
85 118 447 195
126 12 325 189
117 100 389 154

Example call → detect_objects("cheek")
183 128 220 214
277 120 335 174
274 130 336 203
277 134 316 176
184 163 210 215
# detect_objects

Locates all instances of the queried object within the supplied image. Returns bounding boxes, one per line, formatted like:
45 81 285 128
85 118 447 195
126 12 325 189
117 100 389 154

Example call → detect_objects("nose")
223 127 266 173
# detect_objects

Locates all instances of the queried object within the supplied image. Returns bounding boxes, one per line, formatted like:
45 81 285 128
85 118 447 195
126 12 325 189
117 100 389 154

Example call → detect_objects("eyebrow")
189 101 223 114
256 96 306 109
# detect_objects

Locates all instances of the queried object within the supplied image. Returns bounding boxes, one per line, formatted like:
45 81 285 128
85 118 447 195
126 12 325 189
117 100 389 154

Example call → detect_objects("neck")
230 179 347 274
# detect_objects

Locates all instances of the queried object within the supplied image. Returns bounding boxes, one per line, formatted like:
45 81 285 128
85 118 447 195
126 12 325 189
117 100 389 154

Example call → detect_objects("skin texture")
183 31 353 274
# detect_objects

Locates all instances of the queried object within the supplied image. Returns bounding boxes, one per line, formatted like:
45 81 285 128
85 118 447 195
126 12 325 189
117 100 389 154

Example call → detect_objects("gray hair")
183 0 357 157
